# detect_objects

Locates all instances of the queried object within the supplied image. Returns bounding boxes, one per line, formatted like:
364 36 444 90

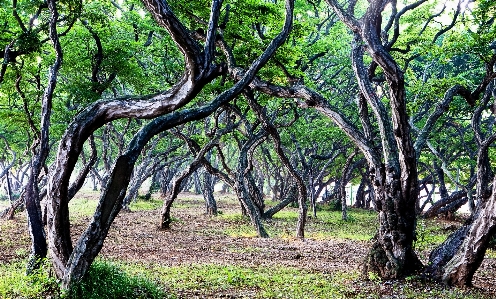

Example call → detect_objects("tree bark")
426 177 496 286
201 169 217 215
426 83 496 286
47 0 294 289
25 0 63 272
245 90 308 238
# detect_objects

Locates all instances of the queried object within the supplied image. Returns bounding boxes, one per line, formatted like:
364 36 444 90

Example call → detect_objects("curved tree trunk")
245 90 308 238
426 177 496 286
46 0 294 290
426 87 496 286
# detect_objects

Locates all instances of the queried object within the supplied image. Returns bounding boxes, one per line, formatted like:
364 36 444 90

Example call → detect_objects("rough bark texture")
25 0 63 272
426 178 496 287
440 187 496 286
331 0 422 278
201 168 217 215
47 0 295 289
426 83 496 286
233 130 270 238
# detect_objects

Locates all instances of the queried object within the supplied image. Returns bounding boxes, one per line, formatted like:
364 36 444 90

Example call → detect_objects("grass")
0 260 59 299
0 259 168 299
147 264 354 298
129 199 163 211
68 259 168 299
414 219 453 252
1 259 492 299
68 196 163 218
121 262 493 299
215 207 379 241
68 198 98 219
1 195 494 298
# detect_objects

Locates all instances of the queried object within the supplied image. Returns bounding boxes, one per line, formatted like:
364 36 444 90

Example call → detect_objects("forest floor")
1 191 496 298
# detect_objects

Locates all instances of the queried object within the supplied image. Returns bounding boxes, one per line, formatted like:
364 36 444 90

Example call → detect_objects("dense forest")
0 0 496 297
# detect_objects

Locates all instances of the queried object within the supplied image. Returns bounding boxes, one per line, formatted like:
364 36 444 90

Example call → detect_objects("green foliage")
68 260 167 299
15 31 42 53
0 259 59 299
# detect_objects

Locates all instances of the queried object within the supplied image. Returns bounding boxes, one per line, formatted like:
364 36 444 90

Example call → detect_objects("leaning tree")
42 0 296 290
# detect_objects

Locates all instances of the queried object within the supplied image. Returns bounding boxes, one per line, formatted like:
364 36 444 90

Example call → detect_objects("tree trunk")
46 0 294 289
426 177 496 286
193 171 202 194
201 169 217 215
263 195 295 219
244 90 307 238
26 0 63 272
233 132 269 238
363 166 423 279
422 191 467 219
354 176 366 208
234 181 269 238
426 111 496 286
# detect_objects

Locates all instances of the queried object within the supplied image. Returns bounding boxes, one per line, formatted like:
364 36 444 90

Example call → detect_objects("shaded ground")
97 196 367 273
1 192 496 298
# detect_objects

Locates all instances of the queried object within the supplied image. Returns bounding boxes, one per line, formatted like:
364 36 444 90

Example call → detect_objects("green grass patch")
69 259 168 299
414 219 451 252
68 198 98 218
69 197 163 219
125 263 356 298
120 263 492 299
305 208 378 241
213 208 379 240
0 260 59 299
0 259 169 299
129 199 163 211
1 260 491 299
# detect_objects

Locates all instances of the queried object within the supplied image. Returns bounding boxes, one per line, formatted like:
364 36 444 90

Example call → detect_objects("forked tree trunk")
233 180 269 238
244 90 307 238
233 132 269 238
25 0 63 272
426 98 496 285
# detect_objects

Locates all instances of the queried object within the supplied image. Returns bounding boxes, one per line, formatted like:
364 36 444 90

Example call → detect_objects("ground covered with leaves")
1 192 496 298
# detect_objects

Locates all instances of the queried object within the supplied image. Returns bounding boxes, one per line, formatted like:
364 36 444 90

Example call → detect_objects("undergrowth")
68 259 168 299
0 259 492 299
0 259 168 299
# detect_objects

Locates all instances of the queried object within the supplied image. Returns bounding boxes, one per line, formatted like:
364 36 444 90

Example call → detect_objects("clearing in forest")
1 192 496 298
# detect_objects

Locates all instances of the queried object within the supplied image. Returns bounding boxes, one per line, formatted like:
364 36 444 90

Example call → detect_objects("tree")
43 0 296 290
